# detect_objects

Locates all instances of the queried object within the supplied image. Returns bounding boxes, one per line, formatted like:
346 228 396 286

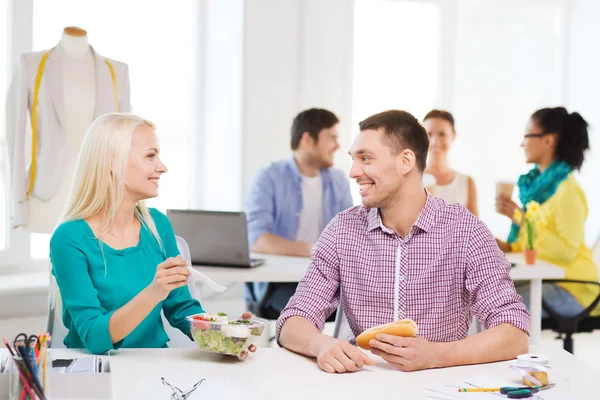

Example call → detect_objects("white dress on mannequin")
5 32 131 233
26 34 96 233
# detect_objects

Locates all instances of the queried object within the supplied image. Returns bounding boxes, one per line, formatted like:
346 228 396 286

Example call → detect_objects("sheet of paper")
423 374 574 400
135 375 245 399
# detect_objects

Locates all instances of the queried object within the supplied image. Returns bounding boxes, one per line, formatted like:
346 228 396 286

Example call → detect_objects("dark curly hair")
531 107 590 170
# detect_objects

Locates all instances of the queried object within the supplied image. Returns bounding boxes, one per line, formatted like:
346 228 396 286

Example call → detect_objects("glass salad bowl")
186 312 269 357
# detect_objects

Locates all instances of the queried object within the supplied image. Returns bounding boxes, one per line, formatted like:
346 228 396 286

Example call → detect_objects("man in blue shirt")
245 108 353 318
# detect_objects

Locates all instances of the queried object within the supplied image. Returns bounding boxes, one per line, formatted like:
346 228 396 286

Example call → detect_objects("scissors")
13 333 40 351
499 386 540 398
501 384 556 398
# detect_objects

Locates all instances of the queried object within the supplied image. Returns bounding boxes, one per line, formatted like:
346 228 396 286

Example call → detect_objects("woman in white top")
423 110 478 216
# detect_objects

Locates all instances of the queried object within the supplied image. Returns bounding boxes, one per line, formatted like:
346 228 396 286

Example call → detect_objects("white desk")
193 253 310 282
194 254 565 346
19 347 597 399
505 253 565 346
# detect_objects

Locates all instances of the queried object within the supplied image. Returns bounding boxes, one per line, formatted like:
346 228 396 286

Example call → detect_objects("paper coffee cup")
496 181 514 198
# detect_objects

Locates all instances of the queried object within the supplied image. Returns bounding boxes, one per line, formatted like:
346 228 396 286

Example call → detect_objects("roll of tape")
509 354 551 387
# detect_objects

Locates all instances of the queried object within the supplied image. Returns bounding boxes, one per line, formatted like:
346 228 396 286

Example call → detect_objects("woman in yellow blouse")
496 107 599 317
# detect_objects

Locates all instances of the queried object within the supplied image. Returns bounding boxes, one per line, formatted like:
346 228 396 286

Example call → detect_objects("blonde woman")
50 113 255 355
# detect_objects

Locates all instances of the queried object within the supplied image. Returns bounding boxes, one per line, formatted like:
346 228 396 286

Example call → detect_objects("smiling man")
276 110 530 373
245 108 353 319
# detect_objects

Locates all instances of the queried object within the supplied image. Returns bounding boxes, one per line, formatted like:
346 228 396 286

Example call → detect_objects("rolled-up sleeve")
465 221 531 335
50 228 123 354
245 168 276 247
275 216 341 341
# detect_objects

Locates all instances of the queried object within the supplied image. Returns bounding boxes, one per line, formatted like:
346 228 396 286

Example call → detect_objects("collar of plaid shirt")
276 195 530 343
366 196 437 234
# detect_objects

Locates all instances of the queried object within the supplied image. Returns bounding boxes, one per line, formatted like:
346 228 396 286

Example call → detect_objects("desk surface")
0 254 564 298
194 252 565 283
27 346 597 399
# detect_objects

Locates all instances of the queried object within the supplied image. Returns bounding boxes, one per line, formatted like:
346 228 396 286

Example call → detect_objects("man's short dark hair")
291 108 340 150
358 110 429 172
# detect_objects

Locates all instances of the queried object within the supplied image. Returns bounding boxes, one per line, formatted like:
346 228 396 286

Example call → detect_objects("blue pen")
29 347 38 376
16 346 46 400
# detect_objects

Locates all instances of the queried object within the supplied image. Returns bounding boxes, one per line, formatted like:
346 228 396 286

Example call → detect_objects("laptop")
167 209 265 268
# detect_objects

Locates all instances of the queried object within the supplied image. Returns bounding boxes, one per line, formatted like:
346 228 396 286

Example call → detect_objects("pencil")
2 337 15 356
458 388 501 392
42 343 48 391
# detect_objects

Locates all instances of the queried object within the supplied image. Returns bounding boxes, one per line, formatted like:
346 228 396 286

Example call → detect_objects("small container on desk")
0 355 113 400
0 353 51 400
49 355 113 399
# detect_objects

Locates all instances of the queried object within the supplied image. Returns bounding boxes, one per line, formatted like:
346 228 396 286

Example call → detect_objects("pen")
16 346 46 400
11 358 37 400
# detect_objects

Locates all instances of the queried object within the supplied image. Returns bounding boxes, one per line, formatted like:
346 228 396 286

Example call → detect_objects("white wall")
1 0 32 266
450 0 567 239
567 0 600 244
193 0 244 211
2 0 599 270
242 0 355 200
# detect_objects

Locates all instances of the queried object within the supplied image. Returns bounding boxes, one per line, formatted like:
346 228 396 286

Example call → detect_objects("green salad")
192 329 249 355
187 312 267 356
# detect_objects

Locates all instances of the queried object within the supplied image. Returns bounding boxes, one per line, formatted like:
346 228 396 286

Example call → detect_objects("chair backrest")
47 236 198 349
176 235 197 299
163 236 198 348
46 272 67 348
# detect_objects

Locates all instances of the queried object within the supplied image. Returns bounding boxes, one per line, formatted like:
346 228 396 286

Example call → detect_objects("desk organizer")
0 359 112 399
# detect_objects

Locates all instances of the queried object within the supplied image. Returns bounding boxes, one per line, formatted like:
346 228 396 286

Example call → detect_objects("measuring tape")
27 50 120 199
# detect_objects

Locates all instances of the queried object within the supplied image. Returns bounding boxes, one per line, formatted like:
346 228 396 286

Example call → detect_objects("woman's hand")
239 311 258 359
495 195 523 224
147 255 190 301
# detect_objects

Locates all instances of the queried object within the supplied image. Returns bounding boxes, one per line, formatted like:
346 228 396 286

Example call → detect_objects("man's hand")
312 336 375 373
369 335 441 372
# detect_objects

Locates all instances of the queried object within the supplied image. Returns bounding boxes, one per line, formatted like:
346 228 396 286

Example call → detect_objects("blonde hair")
50 113 164 313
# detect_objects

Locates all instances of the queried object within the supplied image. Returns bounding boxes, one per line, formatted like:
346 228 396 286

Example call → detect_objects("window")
29 0 199 258
352 0 440 203
450 0 565 239
353 1 439 123
0 0 9 251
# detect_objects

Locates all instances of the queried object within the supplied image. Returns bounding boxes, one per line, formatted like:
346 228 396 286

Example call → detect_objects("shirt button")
399 275 405 281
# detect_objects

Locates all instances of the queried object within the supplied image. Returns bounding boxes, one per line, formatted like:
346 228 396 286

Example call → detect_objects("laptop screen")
167 210 252 266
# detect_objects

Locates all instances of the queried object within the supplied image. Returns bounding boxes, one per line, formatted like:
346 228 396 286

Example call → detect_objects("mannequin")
27 28 96 233
5 27 131 233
